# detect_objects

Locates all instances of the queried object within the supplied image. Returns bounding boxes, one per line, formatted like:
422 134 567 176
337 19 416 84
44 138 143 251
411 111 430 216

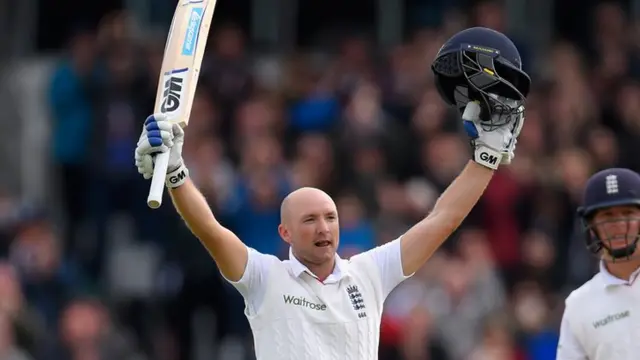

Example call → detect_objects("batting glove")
135 113 189 188
462 102 524 170
499 105 524 165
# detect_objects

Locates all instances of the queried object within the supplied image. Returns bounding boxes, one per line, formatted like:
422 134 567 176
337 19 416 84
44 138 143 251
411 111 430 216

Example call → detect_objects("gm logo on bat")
182 7 204 56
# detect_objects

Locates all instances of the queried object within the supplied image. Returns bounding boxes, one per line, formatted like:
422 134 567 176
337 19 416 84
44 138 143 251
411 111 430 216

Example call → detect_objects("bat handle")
147 151 171 209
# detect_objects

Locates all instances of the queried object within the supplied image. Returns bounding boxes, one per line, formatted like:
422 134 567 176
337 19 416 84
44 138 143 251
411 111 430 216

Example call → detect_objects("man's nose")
317 219 330 233
608 218 635 235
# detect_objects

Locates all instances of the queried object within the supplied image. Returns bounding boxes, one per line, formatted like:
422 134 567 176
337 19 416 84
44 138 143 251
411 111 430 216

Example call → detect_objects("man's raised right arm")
169 178 247 282
134 114 248 282
167 173 270 315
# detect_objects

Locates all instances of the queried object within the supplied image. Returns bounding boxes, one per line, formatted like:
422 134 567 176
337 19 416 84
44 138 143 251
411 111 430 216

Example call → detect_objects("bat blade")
147 0 216 209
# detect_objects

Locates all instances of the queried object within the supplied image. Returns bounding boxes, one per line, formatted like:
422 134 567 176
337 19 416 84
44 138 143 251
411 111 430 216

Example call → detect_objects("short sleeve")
361 237 413 300
224 247 276 315
557 307 588 360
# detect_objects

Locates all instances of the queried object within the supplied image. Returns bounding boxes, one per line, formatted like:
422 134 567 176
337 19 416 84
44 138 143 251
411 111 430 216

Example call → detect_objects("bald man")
134 101 524 359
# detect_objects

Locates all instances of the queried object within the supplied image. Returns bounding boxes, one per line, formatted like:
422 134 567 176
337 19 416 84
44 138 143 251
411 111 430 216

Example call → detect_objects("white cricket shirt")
225 237 412 360
557 261 640 360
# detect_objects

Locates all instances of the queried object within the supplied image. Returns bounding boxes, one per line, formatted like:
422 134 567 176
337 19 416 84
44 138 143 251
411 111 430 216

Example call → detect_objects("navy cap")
578 168 640 218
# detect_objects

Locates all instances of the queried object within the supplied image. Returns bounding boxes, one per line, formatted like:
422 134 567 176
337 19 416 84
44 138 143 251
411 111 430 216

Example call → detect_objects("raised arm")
400 161 493 275
135 114 247 282
399 102 523 276
169 178 248 281
407 25 532 277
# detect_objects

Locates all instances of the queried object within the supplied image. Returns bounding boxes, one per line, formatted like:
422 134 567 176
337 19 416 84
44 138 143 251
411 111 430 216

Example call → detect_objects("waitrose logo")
593 310 630 329
283 295 327 311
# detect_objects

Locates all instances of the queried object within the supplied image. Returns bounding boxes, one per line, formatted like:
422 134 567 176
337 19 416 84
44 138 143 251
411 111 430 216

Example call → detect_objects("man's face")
280 191 340 265
592 205 640 258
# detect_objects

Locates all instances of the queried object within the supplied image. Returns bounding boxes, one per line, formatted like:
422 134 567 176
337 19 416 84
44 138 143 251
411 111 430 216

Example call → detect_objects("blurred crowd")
0 0 639 359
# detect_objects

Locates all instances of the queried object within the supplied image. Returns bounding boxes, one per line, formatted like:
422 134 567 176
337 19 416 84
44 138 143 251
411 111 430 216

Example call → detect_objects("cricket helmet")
577 168 640 261
431 27 530 129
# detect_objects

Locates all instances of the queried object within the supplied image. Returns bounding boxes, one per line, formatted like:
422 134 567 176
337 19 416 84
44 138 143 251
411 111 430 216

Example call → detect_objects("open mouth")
604 234 638 248
609 239 633 247
314 240 331 248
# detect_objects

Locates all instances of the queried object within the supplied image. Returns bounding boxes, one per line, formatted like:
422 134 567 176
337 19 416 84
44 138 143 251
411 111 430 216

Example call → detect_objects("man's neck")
304 259 336 283
605 259 640 282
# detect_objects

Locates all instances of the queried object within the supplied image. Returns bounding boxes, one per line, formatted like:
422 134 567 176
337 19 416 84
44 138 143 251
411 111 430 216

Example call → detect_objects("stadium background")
0 0 639 359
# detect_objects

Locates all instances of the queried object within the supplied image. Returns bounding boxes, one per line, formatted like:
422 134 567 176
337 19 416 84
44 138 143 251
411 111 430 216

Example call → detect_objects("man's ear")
278 224 291 245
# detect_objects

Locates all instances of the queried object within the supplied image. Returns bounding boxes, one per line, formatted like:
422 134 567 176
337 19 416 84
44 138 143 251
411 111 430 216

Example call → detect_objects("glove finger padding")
145 113 169 125
136 118 174 156
135 152 154 179
171 123 184 138
461 101 514 170
136 139 169 156
145 118 175 136
138 114 175 147
134 113 189 187
505 107 524 147
137 129 174 148
510 105 525 138
500 140 516 165
501 105 525 164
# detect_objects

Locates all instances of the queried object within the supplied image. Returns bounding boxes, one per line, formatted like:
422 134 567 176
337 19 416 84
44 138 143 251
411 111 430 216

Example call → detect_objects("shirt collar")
288 248 347 283
600 261 640 288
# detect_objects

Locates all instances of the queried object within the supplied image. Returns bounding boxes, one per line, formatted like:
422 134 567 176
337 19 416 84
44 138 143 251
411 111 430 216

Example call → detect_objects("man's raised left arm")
399 160 493 276
357 102 524 300
399 101 523 276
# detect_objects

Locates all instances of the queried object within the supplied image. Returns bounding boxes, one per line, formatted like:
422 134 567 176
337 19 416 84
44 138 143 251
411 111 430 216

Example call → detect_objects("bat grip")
147 151 170 209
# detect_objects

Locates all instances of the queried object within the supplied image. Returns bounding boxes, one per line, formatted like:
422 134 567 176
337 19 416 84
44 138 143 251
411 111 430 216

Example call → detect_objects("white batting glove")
134 113 189 188
500 105 524 165
462 102 524 170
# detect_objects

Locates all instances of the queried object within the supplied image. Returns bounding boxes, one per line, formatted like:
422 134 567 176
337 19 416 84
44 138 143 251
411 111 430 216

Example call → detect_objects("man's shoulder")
248 248 289 270
342 238 404 272
343 249 377 271
349 238 402 259
565 272 605 309
324 251 372 284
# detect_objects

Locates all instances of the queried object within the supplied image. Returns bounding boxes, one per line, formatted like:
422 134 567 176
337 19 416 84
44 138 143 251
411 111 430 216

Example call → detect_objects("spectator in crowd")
48 26 97 266
55 298 143 360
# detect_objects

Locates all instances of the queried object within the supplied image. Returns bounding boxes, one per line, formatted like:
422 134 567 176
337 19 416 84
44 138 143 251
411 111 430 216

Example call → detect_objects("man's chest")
578 290 640 359
268 276 376 324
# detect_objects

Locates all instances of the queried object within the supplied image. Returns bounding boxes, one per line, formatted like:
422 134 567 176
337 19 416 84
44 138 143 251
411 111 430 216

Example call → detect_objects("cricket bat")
147 0 217 209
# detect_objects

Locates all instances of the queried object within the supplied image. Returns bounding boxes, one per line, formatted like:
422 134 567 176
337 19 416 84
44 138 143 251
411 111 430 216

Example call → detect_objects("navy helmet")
431 27 530 129
577 168 640 261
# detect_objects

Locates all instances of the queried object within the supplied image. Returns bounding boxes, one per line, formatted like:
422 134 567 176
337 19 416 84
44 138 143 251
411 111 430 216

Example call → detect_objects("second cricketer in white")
556 168 640 360
134 29 530 360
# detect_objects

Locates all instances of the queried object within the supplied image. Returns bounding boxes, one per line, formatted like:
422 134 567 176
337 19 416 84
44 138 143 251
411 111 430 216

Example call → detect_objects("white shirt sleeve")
557 308 589 360
223 247 274 316
362 237 413 299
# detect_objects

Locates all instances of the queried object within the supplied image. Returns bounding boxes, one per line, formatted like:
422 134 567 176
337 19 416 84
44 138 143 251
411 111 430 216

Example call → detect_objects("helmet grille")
432 52 462 78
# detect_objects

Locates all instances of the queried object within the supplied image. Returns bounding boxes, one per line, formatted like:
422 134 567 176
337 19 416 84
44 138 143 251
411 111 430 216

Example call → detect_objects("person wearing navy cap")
557 168 640 360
